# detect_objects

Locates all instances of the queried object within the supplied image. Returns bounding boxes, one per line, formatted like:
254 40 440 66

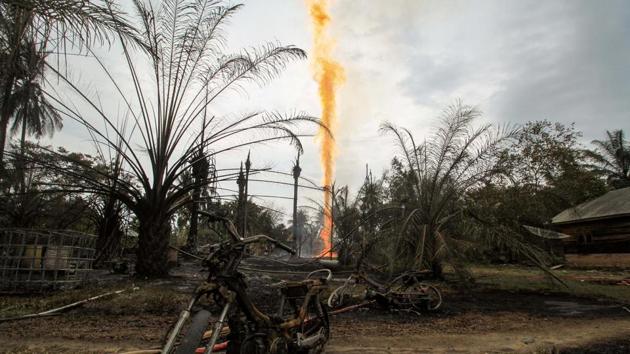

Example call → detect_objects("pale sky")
46 0 630 220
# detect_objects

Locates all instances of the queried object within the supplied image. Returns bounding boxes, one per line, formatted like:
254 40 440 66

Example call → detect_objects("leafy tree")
494 120 605 223
0 143 96 231
585 129 630 189
330 186 361 265
338 168 396 267
466 120 606 263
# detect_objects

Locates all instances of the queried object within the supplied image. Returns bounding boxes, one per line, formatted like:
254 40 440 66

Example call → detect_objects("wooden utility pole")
292 154 302 257
243 152 251 237
236 162 245 236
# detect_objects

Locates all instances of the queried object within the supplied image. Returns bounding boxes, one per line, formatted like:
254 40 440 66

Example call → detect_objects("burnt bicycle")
327 268 442 313
162 212 331 354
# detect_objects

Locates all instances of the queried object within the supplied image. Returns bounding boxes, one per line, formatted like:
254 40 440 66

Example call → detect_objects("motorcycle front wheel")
173 309 212 354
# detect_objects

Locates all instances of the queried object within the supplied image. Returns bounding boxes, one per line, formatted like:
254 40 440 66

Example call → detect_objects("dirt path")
2 316 629 353
327 317 630 353
1 290 629 353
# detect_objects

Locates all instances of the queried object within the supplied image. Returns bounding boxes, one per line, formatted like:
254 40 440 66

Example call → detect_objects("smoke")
307 0 344 257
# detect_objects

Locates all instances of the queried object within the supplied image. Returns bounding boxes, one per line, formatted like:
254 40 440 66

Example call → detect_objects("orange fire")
307 0 344 257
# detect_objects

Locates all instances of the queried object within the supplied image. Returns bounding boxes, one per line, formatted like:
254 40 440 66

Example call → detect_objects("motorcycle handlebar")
307 269 333 282
199 211 241 242
242 235 296 255
200 211 297 255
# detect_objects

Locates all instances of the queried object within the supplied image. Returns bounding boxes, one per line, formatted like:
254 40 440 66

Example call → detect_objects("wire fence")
0 229 96 292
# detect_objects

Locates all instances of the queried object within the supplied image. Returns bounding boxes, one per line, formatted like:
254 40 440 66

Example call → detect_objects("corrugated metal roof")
522 225 572 239
552 187 630 224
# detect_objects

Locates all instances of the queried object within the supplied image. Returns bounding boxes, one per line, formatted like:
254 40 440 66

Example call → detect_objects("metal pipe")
204 303 231 354
161 297 197 353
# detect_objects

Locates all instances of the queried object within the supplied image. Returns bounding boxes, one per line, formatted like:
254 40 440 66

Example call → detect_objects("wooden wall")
555 217 630 253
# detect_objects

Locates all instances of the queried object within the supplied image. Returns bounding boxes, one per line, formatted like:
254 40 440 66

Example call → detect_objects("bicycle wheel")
397 282 443 312
402 283 442 311
173 309 212 354
327 285 348 309
422 285 442 311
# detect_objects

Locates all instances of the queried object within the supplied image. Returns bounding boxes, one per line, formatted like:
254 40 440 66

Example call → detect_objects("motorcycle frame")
162 215 330 353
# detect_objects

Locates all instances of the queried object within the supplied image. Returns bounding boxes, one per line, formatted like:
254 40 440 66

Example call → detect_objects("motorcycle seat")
273 280 316 298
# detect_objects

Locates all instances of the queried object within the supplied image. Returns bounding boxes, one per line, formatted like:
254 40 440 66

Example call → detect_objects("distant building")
551 187 630 253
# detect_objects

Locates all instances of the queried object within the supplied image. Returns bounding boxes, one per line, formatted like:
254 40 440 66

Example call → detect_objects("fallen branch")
0 287 138 323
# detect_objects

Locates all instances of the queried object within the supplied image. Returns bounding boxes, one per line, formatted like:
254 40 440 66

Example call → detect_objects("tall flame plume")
307 0 344 257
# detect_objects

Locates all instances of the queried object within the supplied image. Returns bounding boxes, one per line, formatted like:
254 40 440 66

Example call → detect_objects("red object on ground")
195 341 228 353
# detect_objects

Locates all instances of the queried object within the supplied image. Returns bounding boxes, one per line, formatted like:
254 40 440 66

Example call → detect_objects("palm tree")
10 39 62 139
40 0 326 277
585 130 630 189
380 101 516 277
0 0 140 169
8 38 62 190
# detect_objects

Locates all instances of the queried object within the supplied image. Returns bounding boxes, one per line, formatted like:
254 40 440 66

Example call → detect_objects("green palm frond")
585 129 630 186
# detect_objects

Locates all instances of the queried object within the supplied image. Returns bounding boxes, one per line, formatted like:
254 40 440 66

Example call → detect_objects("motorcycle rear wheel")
296 300 330 354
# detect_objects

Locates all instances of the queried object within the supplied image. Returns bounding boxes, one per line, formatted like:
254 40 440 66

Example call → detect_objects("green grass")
464 264 630 304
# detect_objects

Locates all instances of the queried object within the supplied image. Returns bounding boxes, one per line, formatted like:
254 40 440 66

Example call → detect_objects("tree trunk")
136 212 170 277
18 113 27 193
0 65 18 173
94 200 123 267
0 112 11 172
186 186 200 251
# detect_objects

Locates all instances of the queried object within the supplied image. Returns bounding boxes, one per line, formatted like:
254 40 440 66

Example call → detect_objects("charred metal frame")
162 213 331 354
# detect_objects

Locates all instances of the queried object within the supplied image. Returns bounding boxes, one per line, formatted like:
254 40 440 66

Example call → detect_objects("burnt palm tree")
185 138 211 251
42 0 326 276
585 130 630 189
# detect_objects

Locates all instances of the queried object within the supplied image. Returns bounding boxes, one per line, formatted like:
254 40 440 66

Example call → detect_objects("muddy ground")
0 261 629 354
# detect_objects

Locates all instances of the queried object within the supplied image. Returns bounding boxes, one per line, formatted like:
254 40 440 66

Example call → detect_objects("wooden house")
551 187 630 253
